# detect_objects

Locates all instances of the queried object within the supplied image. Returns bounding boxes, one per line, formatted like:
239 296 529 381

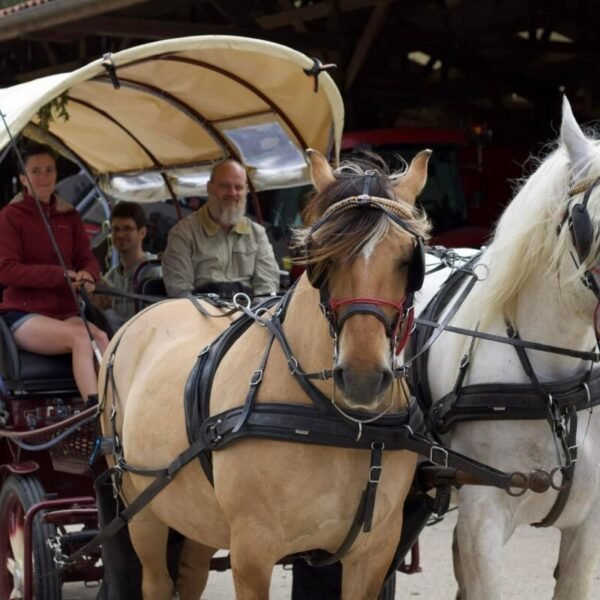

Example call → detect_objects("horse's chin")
337 391 386 413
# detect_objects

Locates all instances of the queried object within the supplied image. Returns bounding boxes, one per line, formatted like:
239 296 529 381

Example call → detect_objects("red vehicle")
0 335 102 599
341 127 529 248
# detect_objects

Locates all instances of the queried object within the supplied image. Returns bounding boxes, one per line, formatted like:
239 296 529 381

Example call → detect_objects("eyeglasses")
111 225 139 234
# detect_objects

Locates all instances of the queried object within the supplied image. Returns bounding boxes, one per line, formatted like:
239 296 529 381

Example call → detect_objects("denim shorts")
1 310 39 333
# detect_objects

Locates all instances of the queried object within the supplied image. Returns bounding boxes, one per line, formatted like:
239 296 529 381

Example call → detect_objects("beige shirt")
162 205 280 297
105 252 158 320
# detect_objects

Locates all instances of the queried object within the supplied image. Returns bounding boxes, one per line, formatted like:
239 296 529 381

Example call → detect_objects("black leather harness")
406 253 600 527
67 284 549 566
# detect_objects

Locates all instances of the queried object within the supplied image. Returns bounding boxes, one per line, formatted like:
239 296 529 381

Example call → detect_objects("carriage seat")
0 317 77 395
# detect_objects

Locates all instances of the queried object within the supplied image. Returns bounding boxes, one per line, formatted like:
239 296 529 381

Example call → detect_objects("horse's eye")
397 258 410 272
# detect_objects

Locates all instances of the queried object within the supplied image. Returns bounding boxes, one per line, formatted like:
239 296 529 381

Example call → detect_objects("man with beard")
162 159 280 298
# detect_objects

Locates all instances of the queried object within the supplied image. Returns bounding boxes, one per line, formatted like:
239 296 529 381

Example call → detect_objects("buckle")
250 369 263 386
287 356 299 374
369 465 383 483
569 444 578 462
430 445 449 468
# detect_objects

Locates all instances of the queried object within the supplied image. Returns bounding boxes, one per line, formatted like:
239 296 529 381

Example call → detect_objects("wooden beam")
57 15 340 50
256 0 385 30
40 41 58 66
207 0 256 28
344 1 390 91
276 0 306 32
0 0 151 42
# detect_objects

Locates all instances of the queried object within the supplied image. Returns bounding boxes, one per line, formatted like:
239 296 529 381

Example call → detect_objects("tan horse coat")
99 150 430 599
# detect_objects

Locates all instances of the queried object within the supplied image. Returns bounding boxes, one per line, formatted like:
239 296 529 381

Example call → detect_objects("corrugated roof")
0 0 51 18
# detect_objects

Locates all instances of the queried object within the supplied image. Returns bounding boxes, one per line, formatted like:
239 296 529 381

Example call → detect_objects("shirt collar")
197 204 251 236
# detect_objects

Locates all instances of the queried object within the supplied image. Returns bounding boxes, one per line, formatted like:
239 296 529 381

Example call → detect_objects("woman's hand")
68 270 96 292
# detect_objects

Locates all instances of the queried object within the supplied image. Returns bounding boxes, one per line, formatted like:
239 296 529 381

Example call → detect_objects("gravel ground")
64 508 600 598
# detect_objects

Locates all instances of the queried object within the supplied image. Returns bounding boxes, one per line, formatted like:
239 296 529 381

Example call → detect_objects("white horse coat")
407 98 600 599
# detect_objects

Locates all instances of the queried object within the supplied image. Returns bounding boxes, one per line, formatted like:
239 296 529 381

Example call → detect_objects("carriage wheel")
378 572 396 600
0 475 62 600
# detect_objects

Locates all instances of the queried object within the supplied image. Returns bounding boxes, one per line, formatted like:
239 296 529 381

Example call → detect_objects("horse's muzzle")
332 363 393 407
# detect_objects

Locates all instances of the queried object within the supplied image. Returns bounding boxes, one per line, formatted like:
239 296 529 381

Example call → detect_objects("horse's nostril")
379 367 393 394
333 365 345 391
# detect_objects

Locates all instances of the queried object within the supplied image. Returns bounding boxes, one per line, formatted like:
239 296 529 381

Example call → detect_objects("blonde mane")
462 135 600 327
292 156 430 283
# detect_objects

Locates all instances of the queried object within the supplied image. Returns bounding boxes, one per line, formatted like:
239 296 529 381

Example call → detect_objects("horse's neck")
511 273 597 378
282 277 335 369
469 270 597 383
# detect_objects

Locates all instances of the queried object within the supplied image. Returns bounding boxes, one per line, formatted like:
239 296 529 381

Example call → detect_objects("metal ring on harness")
233 292 252 309
550 466 569 491
505 472 529 497
472 263 490 281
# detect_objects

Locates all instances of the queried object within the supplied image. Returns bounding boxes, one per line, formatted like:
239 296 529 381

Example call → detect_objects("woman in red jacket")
0 143 109 401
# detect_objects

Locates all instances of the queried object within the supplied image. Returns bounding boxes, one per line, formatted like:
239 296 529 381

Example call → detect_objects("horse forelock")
462 134 600 327
292 156 430 283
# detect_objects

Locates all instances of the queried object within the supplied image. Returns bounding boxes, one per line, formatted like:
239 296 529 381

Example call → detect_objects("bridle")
560 174 600 299
304 172 426 356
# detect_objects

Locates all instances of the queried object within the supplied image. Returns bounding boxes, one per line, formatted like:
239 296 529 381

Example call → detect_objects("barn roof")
0 0 597 142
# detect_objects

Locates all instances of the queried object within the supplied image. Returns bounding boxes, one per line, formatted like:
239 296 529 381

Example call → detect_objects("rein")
71 282 550 570
410 240 600 528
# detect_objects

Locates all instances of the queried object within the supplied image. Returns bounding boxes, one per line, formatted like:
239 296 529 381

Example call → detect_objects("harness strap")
506 324 580 527
92 283 166 305
66 435 210 564
414 318 600 363
306 491 369 566
305 442 384 567
186 293 239 318
403 273 479 369
232 334 276 434
532 406 577 528
200 402 533 494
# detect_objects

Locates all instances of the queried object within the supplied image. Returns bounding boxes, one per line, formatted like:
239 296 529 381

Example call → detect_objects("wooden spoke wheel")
0 475 61 600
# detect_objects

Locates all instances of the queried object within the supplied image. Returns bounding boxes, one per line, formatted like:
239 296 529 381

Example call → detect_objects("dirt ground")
64 507 600 598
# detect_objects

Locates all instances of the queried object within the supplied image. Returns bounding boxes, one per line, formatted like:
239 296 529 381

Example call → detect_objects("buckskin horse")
98 149 432 599
407 97 600 599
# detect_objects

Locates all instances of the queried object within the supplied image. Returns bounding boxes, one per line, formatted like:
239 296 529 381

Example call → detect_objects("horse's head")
460 97 600 349
558 98 600 308
296 150 431 410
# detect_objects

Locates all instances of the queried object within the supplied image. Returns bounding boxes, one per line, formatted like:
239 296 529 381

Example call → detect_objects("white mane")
462 135 600 327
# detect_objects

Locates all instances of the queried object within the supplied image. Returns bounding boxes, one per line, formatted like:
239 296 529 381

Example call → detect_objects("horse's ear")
306 148 336 192
393 149 432 205
561 96 593 182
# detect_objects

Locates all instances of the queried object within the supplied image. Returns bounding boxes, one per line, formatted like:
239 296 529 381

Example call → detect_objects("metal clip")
583 382 591 405
250 369 263 386
369 465 383 483
569 444 578 462
430 445 449 468
198 343 211 357
47 536 73 568
287 356 299 374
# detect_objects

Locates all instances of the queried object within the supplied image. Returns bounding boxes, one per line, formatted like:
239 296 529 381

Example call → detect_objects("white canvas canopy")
0 35 344 202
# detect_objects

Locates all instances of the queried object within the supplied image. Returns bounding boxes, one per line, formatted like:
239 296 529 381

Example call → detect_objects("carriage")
1 33 592 600
0 35 349 599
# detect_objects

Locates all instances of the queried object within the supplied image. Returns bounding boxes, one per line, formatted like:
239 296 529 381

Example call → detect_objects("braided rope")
569 174 600 196
319 195 413 222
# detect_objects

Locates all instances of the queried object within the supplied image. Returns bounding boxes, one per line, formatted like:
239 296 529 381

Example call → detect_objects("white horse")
409 98 600 599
